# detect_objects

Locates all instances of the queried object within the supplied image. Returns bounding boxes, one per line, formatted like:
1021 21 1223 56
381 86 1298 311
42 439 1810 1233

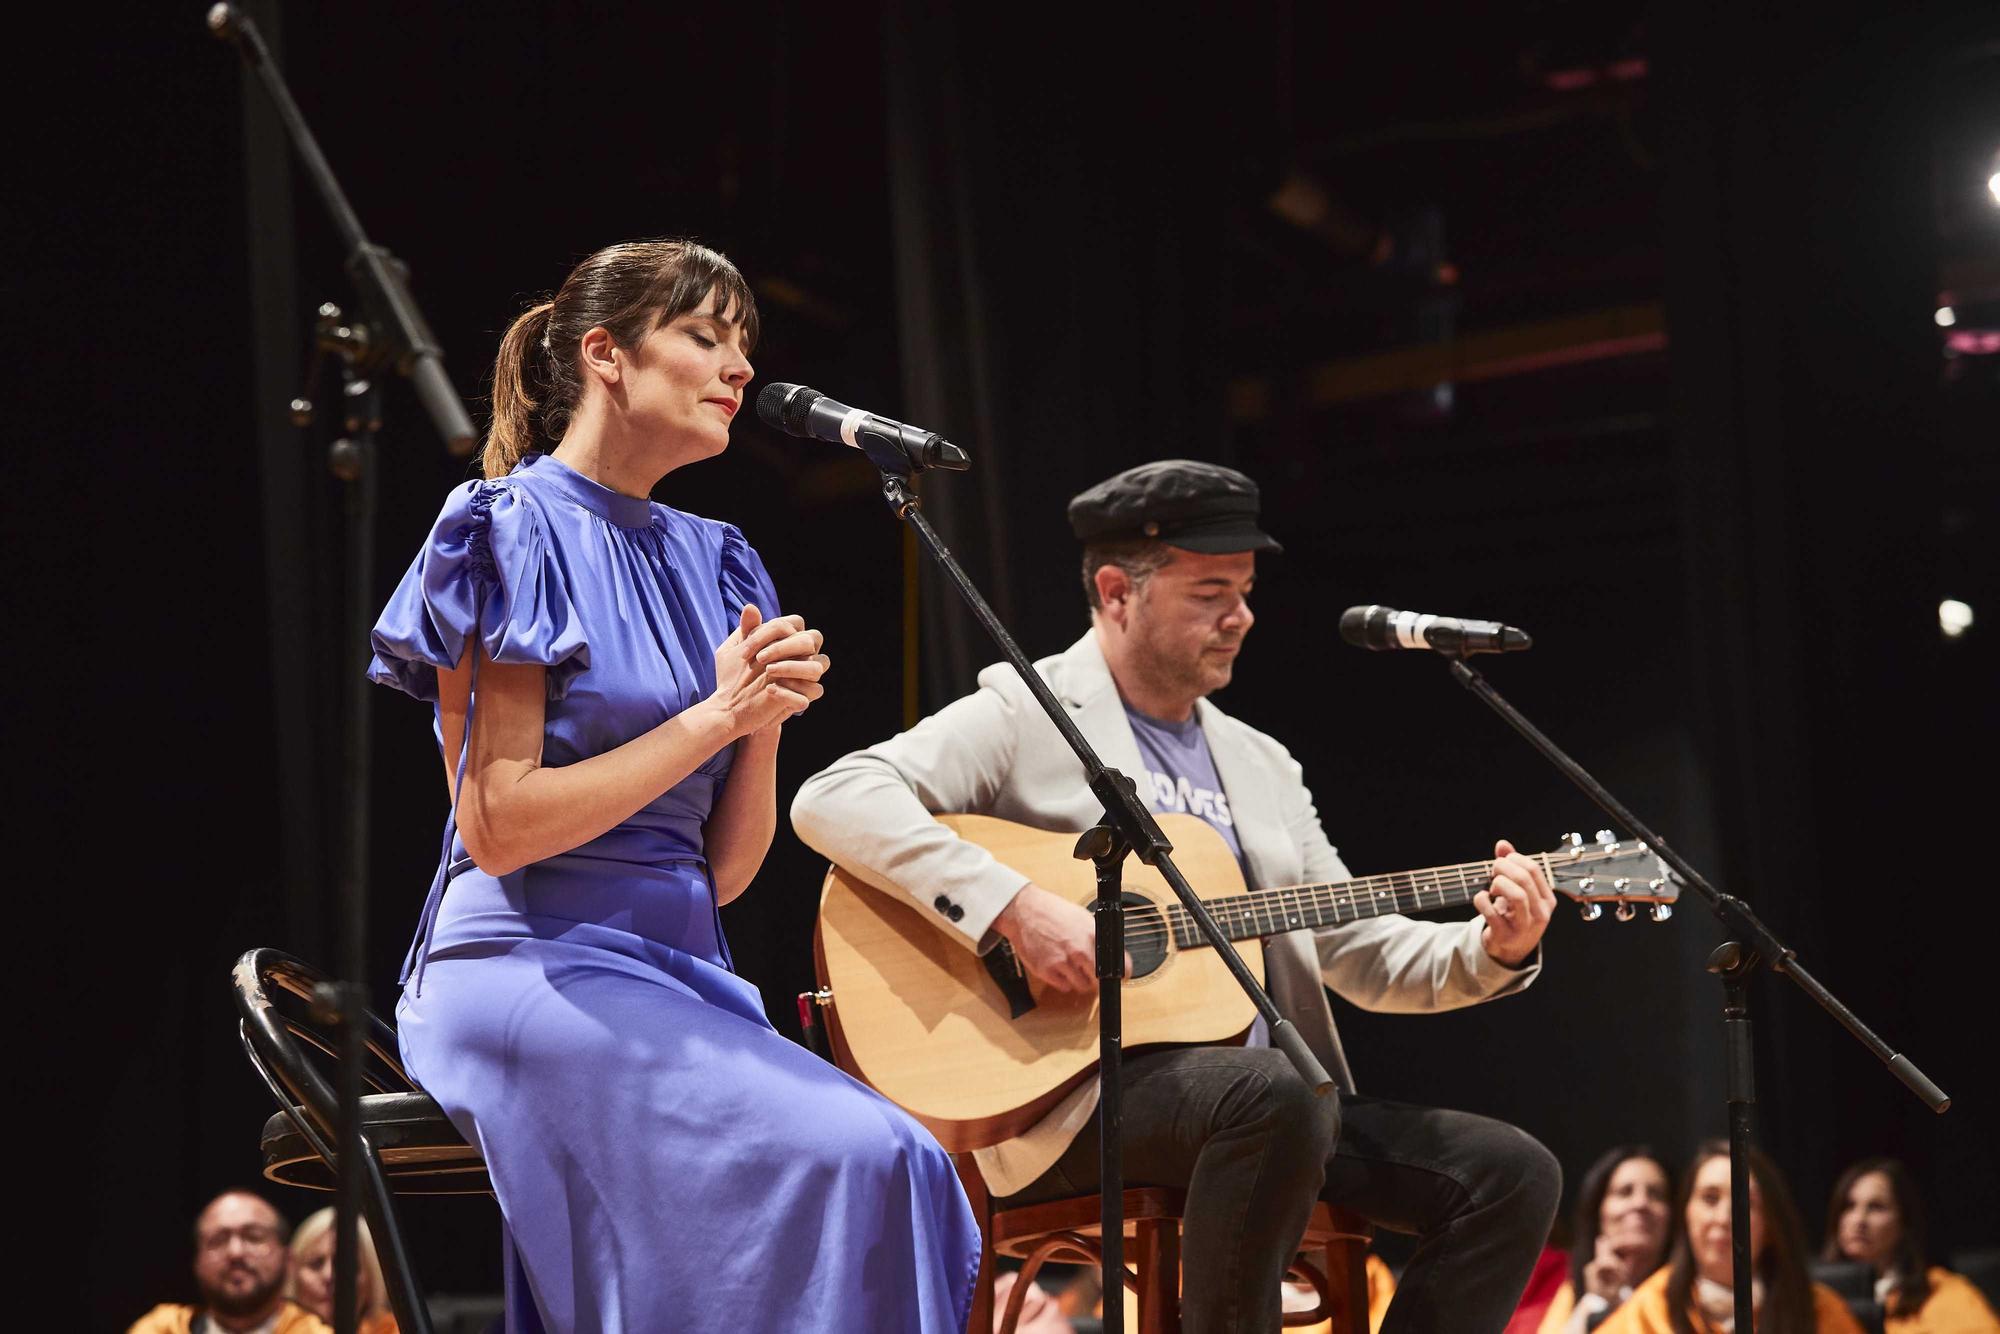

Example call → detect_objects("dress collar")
518 453 655 529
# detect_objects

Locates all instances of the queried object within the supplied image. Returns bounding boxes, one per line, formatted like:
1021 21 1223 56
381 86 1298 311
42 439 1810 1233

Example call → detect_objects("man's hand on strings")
1475 839 1555 966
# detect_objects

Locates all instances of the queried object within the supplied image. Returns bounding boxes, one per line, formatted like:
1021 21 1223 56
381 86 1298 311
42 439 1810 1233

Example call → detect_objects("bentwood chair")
232 948 491 1334
795 985 1372 1334
953 1154 1374 1334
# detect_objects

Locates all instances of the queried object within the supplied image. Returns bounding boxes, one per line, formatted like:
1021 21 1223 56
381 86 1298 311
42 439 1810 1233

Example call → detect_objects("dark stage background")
18 1 1996 1322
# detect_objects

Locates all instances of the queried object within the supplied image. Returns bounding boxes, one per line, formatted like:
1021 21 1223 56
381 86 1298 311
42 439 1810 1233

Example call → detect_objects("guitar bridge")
983 942 1037 1019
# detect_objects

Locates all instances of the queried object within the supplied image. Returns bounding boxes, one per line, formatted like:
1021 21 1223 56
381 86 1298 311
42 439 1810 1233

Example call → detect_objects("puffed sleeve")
717 522 781 621
368 479 591 702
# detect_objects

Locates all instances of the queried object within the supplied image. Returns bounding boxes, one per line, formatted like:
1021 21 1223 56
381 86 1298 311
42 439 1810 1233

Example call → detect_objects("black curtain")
1660 0 1994 1246
882 3 1270 701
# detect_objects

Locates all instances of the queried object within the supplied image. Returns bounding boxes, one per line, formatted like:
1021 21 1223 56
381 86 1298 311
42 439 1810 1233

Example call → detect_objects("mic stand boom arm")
871 460 1333 1334
208 3 476 454
1440 654 1946 1333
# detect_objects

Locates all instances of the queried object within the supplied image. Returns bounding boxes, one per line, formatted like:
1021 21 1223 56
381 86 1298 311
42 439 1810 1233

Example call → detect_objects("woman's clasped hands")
708 604 830 736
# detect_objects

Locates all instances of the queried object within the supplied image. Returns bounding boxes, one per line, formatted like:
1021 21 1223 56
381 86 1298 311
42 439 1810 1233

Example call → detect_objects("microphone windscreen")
1337 605 1374 648
756 382 823 435
754 383 793 432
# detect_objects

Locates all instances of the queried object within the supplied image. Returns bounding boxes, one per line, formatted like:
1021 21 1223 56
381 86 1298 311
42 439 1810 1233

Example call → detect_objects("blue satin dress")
368 453 979 1333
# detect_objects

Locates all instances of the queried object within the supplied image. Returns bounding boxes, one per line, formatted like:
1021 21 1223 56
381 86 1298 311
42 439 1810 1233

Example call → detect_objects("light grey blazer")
790 630 1538 1193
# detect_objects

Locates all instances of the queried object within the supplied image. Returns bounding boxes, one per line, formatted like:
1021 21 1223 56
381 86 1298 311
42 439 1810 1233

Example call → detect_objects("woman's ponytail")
483 301 554 479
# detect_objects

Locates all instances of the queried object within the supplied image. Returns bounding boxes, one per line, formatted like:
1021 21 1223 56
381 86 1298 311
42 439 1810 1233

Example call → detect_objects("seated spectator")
129 1190 331 1334
1596 1140 1863 1333
992 1269 1077 1332
1538 1146 1678 1333
288 1207 398 1334
1823 1157 2000 1334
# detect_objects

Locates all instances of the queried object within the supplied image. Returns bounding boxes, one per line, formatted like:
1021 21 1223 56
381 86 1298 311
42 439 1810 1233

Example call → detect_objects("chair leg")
1343 1239 1369 1333
358 1139 434 1334
1318 1238 1371 1334
1134 1217 1181 1334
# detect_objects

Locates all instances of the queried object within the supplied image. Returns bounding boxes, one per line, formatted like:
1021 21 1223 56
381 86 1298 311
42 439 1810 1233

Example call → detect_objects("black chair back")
231 948 456 1334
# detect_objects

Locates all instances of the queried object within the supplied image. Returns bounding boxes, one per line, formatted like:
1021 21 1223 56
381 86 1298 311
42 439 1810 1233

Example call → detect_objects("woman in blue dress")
368 239 980 1332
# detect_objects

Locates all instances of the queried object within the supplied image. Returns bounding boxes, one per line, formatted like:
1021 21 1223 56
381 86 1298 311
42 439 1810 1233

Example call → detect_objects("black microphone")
1339 604 1533 655
755 383 970 473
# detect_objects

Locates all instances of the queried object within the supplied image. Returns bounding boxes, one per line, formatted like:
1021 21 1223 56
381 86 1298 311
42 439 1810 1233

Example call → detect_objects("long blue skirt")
397 863 981 1333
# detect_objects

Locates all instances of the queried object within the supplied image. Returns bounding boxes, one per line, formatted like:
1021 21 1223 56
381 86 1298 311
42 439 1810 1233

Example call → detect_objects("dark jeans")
997 1046 1561 1334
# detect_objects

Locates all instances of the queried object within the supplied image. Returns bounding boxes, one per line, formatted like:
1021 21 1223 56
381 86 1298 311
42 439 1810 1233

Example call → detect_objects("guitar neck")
1164 856 1517 948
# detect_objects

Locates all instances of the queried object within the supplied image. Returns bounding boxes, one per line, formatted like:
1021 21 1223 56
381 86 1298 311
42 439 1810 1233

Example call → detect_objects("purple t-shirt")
1124 704 1245 867
1125 702 1270 1046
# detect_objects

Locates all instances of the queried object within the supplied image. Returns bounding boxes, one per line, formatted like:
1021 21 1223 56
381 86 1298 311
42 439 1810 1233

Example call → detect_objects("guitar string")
1130 867 1494 947
1133 876 1667 948
1140 859 1657 946
1020 845 1660 950
1107 851 1662 949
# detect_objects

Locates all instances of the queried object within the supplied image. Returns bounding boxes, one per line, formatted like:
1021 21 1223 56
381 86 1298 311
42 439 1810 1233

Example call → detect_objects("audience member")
1538 1146 1678 1333
288 1207 398 1333
1596 1141 1862 1333
129 1191 331 1334
1823 1158 2000 1334
991 1269 1077 1333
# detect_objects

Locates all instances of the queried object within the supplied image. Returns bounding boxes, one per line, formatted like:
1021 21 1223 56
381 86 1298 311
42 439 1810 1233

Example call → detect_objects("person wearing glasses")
128 1191 330 1334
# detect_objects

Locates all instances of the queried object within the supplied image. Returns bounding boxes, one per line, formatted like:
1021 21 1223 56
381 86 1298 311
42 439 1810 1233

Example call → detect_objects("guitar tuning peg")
1577 877 1596 893
1614 902 1637 922
1563 832 1583 847
1579 902 1603 922
1595 829 1617 847
1649 903 1673 923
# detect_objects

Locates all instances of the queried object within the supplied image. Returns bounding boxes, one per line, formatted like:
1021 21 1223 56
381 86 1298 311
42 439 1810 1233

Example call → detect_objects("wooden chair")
954 1155 1373 1334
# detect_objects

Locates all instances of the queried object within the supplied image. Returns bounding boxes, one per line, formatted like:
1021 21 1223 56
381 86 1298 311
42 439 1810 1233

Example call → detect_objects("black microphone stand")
1437 653 1947 1332
851 434 1334 1334
211 7 475 1333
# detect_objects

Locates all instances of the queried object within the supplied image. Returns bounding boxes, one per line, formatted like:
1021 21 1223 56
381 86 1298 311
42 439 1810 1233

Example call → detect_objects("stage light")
1939 599 1974 640
1989 169 2000 206
1936 306 1957 327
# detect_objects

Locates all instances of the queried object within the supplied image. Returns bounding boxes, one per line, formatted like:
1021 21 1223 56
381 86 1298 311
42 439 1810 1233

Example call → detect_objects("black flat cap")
1067 459 1282 555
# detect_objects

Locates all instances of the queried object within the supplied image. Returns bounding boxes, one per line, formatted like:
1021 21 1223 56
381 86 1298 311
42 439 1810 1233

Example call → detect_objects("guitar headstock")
1542 830 1677 922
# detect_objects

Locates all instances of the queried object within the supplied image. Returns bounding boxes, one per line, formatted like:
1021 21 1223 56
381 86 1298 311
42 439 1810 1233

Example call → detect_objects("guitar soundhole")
1122 893 1171 980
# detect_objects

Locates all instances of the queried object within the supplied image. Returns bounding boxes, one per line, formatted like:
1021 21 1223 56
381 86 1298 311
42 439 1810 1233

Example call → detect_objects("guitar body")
814 813 1263 1151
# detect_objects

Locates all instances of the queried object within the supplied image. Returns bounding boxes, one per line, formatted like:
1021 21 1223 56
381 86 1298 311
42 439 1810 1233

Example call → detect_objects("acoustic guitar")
812 814 1672 1150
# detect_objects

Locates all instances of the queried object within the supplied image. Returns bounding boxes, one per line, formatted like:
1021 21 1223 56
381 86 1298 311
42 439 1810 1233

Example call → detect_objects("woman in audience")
1823 1157 2000 1333
1538 1146 1678 1333
1597 1140 1862 1333
288 1208 397 1334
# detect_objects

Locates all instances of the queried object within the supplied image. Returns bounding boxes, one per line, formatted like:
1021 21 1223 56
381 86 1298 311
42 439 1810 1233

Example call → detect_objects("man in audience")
129 1190 331 1334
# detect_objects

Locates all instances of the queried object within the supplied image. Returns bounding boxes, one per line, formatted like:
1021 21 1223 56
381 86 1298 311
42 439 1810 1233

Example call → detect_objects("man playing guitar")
792 460 1562 1333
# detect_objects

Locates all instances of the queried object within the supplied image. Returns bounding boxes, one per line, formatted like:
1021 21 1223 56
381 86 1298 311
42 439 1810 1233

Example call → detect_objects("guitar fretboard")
1162 858 1516 948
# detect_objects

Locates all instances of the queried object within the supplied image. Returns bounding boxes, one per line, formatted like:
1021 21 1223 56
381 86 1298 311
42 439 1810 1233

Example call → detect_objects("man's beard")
206 1266 286 1320
1131 617 1233 703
